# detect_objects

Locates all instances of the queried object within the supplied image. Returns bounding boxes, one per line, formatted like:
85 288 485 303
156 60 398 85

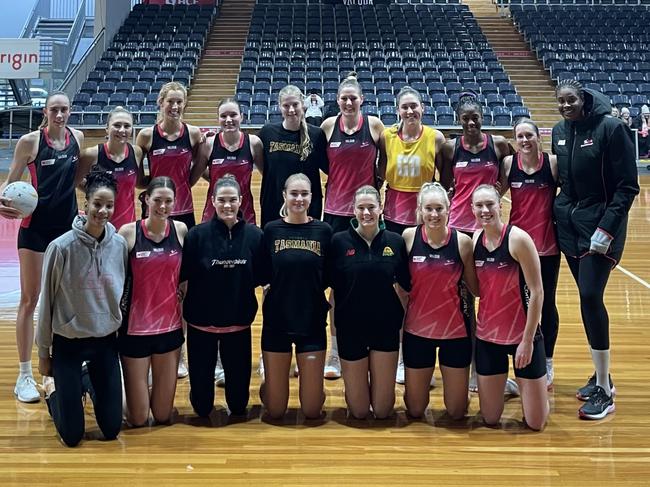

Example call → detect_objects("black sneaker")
579 386 615 420
576 373 616 401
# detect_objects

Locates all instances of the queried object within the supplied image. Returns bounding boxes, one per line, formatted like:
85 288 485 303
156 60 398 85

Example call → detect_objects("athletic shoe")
504 378 520 396
576 373 616 401
430 375 436 388
468 368 478 393
293 364 299 377
81 362 96 405
177 349 189 379
578 386 615 420
14 375 40 403
257 355 265 381
215 358 225 387
42 376 55 399
395 357 405 385
324 354 341 380
546 358 554 390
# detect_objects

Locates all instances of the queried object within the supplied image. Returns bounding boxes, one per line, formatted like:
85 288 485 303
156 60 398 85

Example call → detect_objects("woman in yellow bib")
380 87 445 235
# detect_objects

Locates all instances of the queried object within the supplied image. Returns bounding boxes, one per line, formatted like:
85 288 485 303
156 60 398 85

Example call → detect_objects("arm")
188 125 207 186
497 155 513 196
457 232 479 297
377 129 387 182
191 135 213 186
433 129 446 182
118 222 137 251
437 140 455 191
36 243 64 363
135 127 153 187
77 145 99 188
493 135 513 161
510 227 543 369
250 134 264 175
0 132 39 219
132 145 148 189
548 154 558 183
174 220 188 246
316 128 329 175
320 116 336 141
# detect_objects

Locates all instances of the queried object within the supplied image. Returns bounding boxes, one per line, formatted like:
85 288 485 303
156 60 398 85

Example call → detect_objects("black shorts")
17 225 69 252
475 337 546 379
323 213 352 234
171 212 195 230
402 331 472 369
336 324 400 361
261 326 326 354
118 328 185 359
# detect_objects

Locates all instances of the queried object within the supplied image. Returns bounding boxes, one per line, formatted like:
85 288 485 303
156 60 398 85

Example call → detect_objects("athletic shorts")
402 331 472 369
323 213 352 234
171 212 195 230
475 337 546 379
261 326 326 354
336 324 400 362
17 225 69 252
118 328 185 359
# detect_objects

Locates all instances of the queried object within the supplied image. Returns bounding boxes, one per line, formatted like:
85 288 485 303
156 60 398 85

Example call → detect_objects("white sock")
19 361 33 378
546 357 553 368
330 335 338 356
591 348 611 396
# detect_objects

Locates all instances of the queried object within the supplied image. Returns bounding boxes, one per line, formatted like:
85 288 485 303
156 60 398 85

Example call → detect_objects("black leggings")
565 254 613 350
187 326 252 417
47 334 123 447
540 254 561 358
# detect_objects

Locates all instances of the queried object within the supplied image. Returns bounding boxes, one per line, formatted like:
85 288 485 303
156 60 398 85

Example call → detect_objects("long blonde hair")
278 85 312 161
279 173 312 217
156 81 187 124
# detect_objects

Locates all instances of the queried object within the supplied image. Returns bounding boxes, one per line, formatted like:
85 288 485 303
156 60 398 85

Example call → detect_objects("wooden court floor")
0 175 649 486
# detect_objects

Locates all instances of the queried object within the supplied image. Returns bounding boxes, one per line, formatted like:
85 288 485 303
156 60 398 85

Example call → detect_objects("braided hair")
456 90 483 117
84 170 118 199
555 79 584 100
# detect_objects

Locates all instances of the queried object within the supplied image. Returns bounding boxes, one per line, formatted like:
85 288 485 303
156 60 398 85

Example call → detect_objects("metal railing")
59 29 105 98
52 0 87 73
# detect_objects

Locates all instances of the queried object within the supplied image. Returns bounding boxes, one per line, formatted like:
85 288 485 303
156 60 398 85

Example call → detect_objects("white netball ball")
1 181 39 217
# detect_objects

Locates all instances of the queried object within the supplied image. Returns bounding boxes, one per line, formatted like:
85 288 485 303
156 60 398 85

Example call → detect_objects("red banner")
144 0 216 5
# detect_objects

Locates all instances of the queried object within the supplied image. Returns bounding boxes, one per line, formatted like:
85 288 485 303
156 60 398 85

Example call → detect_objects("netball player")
260 173 332 419
36 171 127 447
118 177 187 427
319 73 386 380
0 91 84 403
553 80 639 419
472 185 548 431
79 106 144 230
195 98 263 225
379 86 445 384
499 118 559 389
180 176 264 417
136 82 203 378
400 182 477 420
328 185 409 419
258 85 328 228
379 86 445 236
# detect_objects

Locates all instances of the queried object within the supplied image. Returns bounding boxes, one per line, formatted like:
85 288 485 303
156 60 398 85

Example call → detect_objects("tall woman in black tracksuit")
553 80 639 420
328 185 409 419
260 173 332 420
180 176 264 417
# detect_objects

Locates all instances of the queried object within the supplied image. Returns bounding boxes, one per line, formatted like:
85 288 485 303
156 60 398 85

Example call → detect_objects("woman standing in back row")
552 79 639 420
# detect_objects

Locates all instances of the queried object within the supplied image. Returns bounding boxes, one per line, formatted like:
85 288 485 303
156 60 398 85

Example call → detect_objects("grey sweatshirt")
36 215 128 358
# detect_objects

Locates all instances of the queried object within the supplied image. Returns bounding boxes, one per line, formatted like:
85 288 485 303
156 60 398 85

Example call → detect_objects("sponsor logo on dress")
580 139 593 148
41 158 55 166
497 262 509 269
136 251 151 258
475 260 485 267
455 161 469 168
511 182 523 188
329 142 342 148
212 158 225 165
153 248 164 252
152 149 165 156
412 255 425 262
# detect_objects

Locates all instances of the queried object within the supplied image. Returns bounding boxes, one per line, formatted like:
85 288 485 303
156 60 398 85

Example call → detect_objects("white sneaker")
42 376 56 399
215 358 225 387
257 354 265 381
177 349 189 379
324 353 341 379
395 357 405 385
430 374 436 388
14 375 40 403
293 363 299 377
546 358 554 390
505 377 520 396
469 366 478 392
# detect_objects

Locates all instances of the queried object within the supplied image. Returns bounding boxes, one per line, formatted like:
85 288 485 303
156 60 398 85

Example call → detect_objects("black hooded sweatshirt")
552 88 640 263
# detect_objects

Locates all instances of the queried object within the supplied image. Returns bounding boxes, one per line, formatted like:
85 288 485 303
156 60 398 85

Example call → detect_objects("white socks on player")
19 360 33 378
591 348 611 396
330 335 339 357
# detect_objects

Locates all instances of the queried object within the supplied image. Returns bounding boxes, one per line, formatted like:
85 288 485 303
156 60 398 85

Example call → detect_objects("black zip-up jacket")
327 224 410 332
180 218 264 327
552 88 640 262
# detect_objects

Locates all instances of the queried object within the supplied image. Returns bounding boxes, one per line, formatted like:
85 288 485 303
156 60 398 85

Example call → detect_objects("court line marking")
501 196 650 290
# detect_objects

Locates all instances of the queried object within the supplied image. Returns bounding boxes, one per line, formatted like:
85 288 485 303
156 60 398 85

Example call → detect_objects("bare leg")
260 351 292 419
477 373 507 426
369 350 398 419
340 357 371 419
440 365 469 420
404 366 434 418
517 376 549 431
297 350 326 419
16 249 43 362
150 347 180 424
121 355 151 427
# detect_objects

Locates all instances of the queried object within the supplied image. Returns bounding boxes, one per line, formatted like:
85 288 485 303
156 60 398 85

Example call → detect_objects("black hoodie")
551 88 640 262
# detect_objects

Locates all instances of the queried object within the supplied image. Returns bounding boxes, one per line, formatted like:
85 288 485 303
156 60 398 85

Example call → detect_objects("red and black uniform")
449 134 500 234
403 226 472 369
508 151 560 359
120 219 183 358
324 115 378 232
261 219 332 353
473 225 545 379
148 123 195 227
18 128 80 252
201 132 256 224
95 143 138 231
327 224 409 361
